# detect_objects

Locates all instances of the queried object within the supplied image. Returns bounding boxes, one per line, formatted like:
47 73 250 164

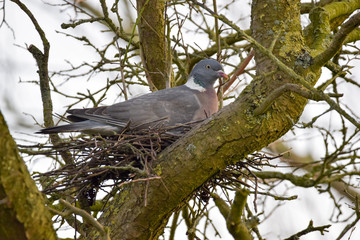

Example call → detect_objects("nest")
32 126 184 203
28 123 275 206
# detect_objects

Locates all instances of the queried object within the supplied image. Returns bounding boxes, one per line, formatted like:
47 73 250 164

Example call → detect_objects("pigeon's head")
188 59 228 89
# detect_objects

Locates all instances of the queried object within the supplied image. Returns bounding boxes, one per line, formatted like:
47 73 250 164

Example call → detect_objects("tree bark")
0 111 57 240
136 0 170 91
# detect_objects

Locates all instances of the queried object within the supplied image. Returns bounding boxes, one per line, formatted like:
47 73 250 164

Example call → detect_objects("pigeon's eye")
205 65 211 69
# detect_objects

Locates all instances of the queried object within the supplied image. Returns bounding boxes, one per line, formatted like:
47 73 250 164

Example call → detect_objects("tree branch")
253 82 360 129
284 220 331 240
213 191 253 240
221 49 254 94
312 11 360 69
227 189 253 240
136 0 170 91
253 83 343 115
11 0 73 165
59 199 110 240
0 111 57 240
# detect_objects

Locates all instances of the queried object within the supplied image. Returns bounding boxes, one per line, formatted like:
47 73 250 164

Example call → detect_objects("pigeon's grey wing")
66 85 211 130
107 85 203 128
67 106 128 128
66 95 163 129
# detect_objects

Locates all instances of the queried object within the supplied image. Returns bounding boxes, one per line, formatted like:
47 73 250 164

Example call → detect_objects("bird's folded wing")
67 86 203 129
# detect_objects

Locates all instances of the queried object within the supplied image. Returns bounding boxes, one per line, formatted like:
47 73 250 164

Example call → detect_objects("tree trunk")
136 0 171 91
0 111 57 240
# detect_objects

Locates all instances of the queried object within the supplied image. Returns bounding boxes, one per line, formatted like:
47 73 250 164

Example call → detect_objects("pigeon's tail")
36 120 122 135
36 123 84 134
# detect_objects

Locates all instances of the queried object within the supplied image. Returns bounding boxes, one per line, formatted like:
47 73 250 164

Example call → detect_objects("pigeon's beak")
217 70 229 79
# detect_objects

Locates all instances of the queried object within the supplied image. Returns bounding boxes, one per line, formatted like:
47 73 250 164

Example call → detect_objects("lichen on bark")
0 111 57 240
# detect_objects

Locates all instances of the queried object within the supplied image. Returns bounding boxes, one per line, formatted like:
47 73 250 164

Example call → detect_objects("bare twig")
284 220 331 240
222 49 254 94
11 0 73 164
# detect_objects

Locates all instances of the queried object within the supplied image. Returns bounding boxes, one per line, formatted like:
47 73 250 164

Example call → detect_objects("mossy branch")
227 189 253 240
255 171 317 187
212 190 253 240
344 28 360 43
136 0 169 91
169 210 180 240
59 199 111 240
323 0 360 21
253 83 360 129
312 11 360 69
0 111 57 240
305 7 331 52
212 193 230 219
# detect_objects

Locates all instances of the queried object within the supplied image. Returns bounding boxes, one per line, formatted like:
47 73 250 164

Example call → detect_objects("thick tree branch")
312 11 360 69
136 0 170 91
0 111 57 240
212 193 230 219
303 0 360 52
323 0 360 21
227 189 253 240
212 191 253 240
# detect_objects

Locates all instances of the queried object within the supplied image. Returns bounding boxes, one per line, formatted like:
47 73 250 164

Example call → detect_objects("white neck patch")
185 76 206 92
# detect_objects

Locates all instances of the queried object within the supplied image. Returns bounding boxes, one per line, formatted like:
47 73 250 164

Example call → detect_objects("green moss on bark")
0 111 57 240
136 0 170 91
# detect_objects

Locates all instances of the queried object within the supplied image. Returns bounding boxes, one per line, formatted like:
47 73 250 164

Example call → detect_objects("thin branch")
59 199 111 240
212 0 223 109
11 0 73 164
336 196 360 240
61 17 105 29
284 220 331 240
222 49 254 94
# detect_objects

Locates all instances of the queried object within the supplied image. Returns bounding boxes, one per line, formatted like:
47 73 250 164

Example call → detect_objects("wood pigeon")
38 59 228 135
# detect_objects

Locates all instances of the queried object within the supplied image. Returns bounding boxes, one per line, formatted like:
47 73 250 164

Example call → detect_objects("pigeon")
37 58 228 135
